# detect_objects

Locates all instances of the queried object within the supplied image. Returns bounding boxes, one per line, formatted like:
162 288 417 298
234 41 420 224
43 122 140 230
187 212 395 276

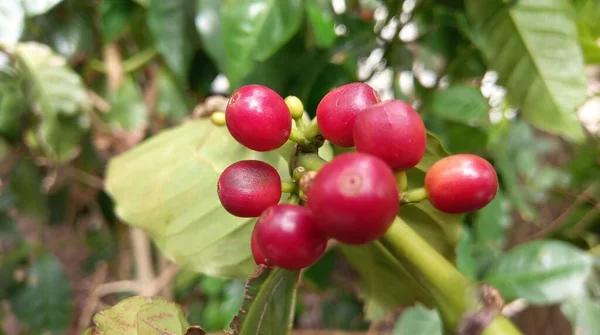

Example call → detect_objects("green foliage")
392 304 442 335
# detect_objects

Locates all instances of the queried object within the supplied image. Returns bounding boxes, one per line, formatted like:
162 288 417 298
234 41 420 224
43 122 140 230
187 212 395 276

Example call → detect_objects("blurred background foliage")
0 0 599 334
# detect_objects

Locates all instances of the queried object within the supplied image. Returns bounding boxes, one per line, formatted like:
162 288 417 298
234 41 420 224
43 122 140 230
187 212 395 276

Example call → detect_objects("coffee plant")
0 0 599 334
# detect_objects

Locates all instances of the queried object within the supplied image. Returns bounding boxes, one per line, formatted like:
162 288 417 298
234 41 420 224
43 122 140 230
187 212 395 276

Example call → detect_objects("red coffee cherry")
307 152 399 245
425 154 498 214
217 160 281 217
254 204 328 270
316 83 380 147
353 100 426 171
225 85 291 151
251 228 268 266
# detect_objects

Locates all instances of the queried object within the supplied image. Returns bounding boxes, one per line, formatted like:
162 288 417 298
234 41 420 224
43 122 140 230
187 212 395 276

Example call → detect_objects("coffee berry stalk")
214 84 521 335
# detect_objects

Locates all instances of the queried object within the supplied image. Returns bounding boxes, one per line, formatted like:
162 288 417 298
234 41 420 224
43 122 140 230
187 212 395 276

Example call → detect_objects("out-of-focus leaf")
0 0 25 45
10 254 73 335
9 160 49 220
37 9 94 59
392 304 442 335
195 0 226 73
37 113 88 162
101 0 136 42
0 69 26 138
484 240 593 304
340 133 462 320
156 68 190 120
147 0 197 84
561 296 600 335
93 296 189 335
424 85 489 126
220 0 304 85
132 0 148 7
22 0 63 16
230 267 299 335
105 119 291 278
305 0 336 48
466 0 587 142
105 77 147 130
574 0 600 64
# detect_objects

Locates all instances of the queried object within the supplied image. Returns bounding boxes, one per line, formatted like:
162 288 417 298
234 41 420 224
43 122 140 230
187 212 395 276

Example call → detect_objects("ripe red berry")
253 204 327 270
251 228 268 266
225 85 291 151
353 100 426 171
316 83 380 147
217 160 281 217
307 152 399 245
425 154 498 214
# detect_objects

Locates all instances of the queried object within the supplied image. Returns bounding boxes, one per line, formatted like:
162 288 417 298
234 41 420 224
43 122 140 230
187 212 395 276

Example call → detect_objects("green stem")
281 182 297 193
294 117 306 132
289 129 309 146
304 118 320 142
380 218 522 335
296 153 327 171
286 193 300 205
89 48 158 73
401 187 428 203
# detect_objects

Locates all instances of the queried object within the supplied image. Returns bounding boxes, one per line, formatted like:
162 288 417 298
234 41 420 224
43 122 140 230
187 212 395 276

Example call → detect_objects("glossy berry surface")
251 228 268 266
316 83 380 147
425 154 498 214
225 85 291 151
217 160 281 217
307 152 399 245
253 204 328 270
353 100 426 171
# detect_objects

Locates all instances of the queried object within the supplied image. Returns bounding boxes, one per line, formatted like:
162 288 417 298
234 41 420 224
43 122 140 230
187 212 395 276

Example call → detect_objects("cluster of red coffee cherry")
215 83 498 271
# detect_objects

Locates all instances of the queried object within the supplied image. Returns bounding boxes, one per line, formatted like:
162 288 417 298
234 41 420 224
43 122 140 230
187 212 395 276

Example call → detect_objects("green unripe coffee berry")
211 111 226 126
285 96 304 119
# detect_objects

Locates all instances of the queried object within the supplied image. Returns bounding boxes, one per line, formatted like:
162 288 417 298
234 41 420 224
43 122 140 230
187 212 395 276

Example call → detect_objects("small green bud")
285 96 304 119
211 111 226 126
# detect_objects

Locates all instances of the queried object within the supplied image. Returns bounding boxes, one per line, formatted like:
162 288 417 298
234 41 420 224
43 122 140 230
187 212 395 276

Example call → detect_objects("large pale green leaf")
484 240 593 304
0 0 25 45
147 0 197 84
466 0 587 142
561 296 600 335
424 85 489 126
230 267 299 335
22 0 63 16
105 119 292 278
340 133 462 320
105 77 147 130
93 296 190 335
10 254 73 335
220 0 304 85
392 304 442 335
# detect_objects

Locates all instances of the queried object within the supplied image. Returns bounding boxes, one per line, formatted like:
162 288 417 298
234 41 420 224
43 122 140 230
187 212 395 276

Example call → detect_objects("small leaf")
221 0 304 85
22 0 64 16
392 304 442 335
37 113 88 162
147 0 197 84
0 0 25 45
10 254 73 335
230 267 300 335
561 296 600 335
484 240 593 304
466 0 587 142
305 0 336 48
106 77 147 130
0 69 26 138
424 85 489 126
9 160 49 220
156 68 190 121
94 296 189 335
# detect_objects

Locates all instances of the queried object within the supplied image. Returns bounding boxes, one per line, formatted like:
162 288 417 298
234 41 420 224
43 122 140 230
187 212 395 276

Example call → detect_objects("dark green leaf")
221 0 304 85
392 304 442 335
305 0 337 48
37 113 88 162
0 0 25 45
105 77 147 130
22 0 63 16
9 160 49 220
484 240 593 304
466 0 587 142
93 296 189 335
10 254 73 335
0 69 26 138
36 9 94 60
561 296 600 335
132 0 148 7
195 0 226 73
230 267 299 335
147 0 197 84
424 85 489 126
156 68 190 120
101 0 136 42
